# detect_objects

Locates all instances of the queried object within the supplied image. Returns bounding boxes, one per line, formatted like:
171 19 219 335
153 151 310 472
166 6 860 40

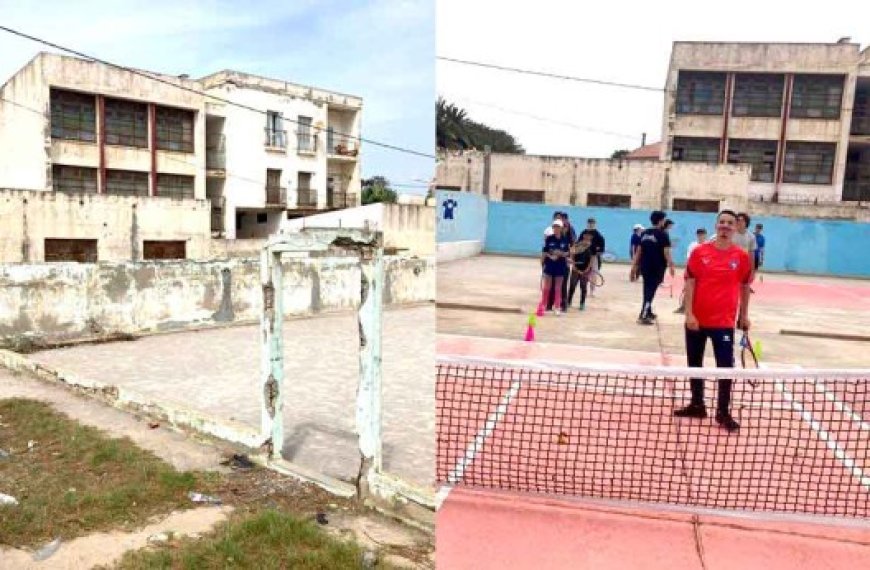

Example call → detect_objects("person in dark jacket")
580 218 606 297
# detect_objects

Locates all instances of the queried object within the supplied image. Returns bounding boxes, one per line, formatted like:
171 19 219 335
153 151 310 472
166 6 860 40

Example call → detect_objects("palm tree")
436 98 472 150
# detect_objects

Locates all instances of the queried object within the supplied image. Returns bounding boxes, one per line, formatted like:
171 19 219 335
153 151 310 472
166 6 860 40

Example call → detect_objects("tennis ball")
528 314 537 327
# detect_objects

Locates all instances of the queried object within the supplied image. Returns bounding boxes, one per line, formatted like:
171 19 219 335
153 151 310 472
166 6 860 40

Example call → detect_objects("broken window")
727 139 777 183
50 89 96 142
104 98 148 147
44 239 98 263
676 71 727 115
155 106 194 152
52 165 98 193
143 240 186 260
502 189 544 203
156 174 194 199
783 142 836 185
586 193 631 208
106 169 149 196
672 137 720 163
732 74 784 117
672 198 720 213
790 75 844 119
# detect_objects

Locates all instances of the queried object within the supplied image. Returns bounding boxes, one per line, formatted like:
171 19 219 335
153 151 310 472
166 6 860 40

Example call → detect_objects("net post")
355 235 384 498
260 246 284 460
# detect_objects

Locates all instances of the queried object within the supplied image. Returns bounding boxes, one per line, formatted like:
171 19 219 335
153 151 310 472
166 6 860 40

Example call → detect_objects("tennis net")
436 356 870 519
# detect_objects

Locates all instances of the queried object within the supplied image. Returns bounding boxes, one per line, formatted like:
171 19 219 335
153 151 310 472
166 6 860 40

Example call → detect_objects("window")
52 165 98 193
676 71 727 115
790 75 844 119
672 198 720 213
732 74 784 117
266 169 285 205
156 174 194 199
502 189 544 203
783 142 836 185
297 116 314 152
265 111 286 148
672 137 720 163
104 98 148 147
155 106 194 152
851 87 870 135
106 170 149 196
50 89 96 142
256 213 268 224
143 241 186 260
586 193 631 208
297 172 315 206
727 139 777 182
44 239 98 263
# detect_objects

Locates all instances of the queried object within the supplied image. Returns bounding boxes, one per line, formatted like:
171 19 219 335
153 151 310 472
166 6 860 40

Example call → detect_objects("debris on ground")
0 448 9 460
27 440 36 451
220 453 255 470
147 532 170 544
315 512 329 525
0 493 18 506
361 549 379 569
147 422 160 429
187 492 222 505
32 537 62 561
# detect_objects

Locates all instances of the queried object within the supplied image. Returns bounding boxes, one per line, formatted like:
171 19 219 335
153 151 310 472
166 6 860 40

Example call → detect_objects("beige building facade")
662 40 870 204
0 52 363 262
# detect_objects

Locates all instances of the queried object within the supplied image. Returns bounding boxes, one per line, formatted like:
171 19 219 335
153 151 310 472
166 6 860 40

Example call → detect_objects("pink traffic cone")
524 324 535 342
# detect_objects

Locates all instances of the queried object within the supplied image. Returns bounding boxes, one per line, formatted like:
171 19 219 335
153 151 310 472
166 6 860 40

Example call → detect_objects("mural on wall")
435 189 488 245
440 194 458 235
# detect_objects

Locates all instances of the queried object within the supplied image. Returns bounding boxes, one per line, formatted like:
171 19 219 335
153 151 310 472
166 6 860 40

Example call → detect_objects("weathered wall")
0 255 434 347
435 151 751 211
0 188 211 262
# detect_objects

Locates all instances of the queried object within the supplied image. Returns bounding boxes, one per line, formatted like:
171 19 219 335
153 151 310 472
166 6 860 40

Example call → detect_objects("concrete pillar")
260 247 284 458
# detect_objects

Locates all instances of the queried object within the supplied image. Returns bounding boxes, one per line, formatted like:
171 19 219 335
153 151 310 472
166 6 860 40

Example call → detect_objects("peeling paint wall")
0 256 434 346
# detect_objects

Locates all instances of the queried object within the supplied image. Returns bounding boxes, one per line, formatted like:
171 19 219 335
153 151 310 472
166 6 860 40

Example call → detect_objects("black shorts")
753 257 761 270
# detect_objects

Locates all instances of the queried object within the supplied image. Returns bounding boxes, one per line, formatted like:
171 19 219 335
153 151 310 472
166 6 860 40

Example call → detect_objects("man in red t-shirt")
674 209 752 433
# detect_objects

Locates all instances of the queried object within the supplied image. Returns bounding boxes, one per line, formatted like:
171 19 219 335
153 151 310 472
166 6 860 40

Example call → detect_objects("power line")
438 56 665 93
0 24 434 159
452 96 642 141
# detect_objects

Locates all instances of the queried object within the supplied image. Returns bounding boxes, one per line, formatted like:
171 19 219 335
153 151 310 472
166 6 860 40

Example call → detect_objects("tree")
361 176 397 205
611 149 630 160
436 98 524 154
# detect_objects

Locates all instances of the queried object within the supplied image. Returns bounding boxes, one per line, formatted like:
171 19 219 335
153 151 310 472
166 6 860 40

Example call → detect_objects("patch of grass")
0 398 219 548
114 509 394 570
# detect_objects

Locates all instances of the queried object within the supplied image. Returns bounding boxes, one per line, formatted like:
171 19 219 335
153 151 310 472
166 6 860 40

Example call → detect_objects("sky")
0 0 435 194
437 0 869 158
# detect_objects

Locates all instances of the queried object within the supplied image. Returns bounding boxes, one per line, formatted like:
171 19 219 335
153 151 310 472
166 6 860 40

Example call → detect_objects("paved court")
28 305 435 489
438 255 870 368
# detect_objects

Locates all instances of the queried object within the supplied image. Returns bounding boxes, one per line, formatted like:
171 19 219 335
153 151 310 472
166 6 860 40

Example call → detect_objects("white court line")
775 380 870 491
812 380 870 432
446 379 522 485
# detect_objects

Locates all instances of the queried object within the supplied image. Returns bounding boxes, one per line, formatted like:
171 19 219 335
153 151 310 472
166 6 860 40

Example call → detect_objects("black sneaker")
673 306 685 314
637 317 655 325
674 403 707 419
649 312 658 320
716 412 740 433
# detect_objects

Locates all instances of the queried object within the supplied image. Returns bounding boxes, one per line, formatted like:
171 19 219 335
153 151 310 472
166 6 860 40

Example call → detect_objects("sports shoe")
579 303 585 311
649 312 658 320
674 306 685 314
536 306 545 317
554 309 562 317
637 317 654 325
674 403 707 419
716 412 740 433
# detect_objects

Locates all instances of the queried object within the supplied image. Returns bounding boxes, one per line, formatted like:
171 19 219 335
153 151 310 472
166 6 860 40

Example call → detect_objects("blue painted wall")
435 190 488 243
482 201 870 278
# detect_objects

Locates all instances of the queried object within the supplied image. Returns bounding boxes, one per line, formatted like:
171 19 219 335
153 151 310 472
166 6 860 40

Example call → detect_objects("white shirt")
732 231 757 255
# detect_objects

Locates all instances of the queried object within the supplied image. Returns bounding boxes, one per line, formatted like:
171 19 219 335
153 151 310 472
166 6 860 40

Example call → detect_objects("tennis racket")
588 270 605 287
739 329 760 387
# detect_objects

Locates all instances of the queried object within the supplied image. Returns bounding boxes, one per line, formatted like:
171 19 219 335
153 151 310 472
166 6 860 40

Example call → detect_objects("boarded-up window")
672 198 720 213
44 239 98 262
143 240 186 260
50 89 96 142
105 98 148 147
676 71 727 115
156 106 194 152
790 75 844 119
53 165 98 193
156 174 194 199
783 142 836 185
727 139 777 182
587 193 631 208
502 189 544 203
106 170 149 196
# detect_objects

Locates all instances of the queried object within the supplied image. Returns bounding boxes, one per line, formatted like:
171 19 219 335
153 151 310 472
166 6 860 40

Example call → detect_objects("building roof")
625 142 662 160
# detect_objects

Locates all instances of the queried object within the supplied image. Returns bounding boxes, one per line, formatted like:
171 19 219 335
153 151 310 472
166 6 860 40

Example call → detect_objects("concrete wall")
0 256 434 347
484 201 870 277
281 203 435 257
435 190 488 263
0 188 210 262
435 151 751 212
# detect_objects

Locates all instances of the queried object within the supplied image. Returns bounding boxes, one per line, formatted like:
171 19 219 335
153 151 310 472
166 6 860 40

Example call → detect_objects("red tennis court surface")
435 334 870 569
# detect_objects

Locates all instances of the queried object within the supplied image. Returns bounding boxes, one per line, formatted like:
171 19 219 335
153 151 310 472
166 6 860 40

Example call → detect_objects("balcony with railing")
296 132 318 155
264 128 287 150
265 185 287 208
327 191 357 209
326 131 359 160
296 187 318 208
843 181 870 202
